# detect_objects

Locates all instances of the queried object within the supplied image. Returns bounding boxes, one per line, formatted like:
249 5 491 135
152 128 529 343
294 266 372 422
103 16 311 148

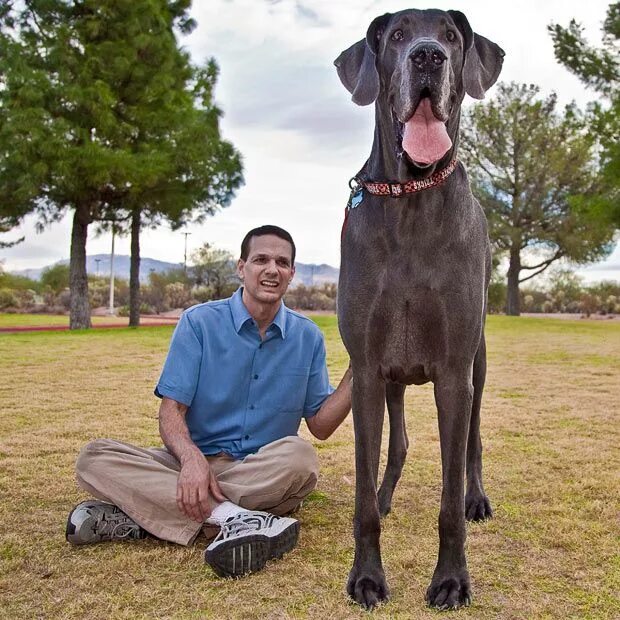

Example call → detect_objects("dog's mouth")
393 93 452 168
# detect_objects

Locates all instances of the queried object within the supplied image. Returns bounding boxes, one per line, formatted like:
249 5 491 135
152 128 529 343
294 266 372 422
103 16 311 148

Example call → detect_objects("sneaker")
66 500 146 545
205 511 299 578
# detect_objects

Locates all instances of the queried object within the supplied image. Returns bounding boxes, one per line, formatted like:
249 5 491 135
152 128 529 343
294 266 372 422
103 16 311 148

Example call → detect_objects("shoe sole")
205 521 299 578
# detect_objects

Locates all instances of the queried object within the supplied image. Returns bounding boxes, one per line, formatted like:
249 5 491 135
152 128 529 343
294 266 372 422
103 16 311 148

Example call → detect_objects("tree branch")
518 257 560 283
520 250 563 271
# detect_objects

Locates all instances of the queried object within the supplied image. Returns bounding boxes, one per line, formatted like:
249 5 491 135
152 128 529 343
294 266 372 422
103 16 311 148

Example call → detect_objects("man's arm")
159 397 226 522
306 366 353 440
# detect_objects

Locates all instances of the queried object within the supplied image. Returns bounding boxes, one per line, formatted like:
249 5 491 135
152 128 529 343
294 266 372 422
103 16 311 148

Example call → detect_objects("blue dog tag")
349 188 363 209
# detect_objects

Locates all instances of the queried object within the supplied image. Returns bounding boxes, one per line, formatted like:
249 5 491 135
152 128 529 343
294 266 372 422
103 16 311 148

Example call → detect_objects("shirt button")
249 404 255 410
253 374 259 380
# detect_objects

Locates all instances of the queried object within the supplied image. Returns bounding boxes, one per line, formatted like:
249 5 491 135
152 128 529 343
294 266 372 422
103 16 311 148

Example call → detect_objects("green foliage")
0 1 244 328
0 288 19 310
549 3 620 227
0 270 39 292
40 264 70 294
190 243 239 300
461 82 616 314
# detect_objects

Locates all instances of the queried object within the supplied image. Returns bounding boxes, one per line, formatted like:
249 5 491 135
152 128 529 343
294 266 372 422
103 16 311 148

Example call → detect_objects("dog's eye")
446 30 456 42
391 29 404 41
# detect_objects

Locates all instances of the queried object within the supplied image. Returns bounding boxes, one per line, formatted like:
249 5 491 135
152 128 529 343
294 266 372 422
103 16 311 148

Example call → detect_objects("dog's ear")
334 13 391 106
448 10 505 99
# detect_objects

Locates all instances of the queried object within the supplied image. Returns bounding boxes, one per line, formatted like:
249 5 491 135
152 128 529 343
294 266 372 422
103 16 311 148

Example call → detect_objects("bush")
285 284 337 311
0 288 19 310
117 303 155 317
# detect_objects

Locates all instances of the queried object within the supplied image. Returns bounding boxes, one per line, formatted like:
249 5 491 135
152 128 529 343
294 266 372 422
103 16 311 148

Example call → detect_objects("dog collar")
354 158 459 197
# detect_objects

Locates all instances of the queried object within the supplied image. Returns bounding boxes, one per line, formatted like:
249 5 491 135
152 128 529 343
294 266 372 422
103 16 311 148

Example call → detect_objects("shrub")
0 288 19 310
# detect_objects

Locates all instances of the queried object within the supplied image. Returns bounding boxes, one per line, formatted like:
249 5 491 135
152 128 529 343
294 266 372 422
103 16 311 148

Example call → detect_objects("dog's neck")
361 97 462 183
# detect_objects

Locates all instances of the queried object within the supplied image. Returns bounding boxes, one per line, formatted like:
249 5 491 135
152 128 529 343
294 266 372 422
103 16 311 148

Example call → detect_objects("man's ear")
333 13 391 106
448 10 505 100
237 258 244 280
289 265 295 282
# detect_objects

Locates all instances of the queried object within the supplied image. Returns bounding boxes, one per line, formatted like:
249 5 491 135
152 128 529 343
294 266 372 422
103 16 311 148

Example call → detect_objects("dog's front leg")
426 372 473 610
347 367 389 610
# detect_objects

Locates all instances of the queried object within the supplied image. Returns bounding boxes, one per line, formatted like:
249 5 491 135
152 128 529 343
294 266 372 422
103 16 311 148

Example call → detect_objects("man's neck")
241 289 281 339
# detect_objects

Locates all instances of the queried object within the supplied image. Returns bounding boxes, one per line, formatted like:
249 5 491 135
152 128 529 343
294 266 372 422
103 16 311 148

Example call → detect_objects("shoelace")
94 510 142 540
213 512 277 543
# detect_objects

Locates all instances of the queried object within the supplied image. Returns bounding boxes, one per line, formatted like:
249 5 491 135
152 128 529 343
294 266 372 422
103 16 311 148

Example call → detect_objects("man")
66 225 352 578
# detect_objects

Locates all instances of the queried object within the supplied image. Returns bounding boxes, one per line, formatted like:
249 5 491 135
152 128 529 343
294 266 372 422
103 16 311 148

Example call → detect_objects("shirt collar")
230 287 288 339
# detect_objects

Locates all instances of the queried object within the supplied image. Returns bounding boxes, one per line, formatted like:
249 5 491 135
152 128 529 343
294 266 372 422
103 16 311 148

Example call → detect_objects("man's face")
237 234 295 306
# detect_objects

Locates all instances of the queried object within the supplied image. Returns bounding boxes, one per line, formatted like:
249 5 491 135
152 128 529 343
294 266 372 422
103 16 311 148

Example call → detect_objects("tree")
0 1 243 329
40 263 70 294
549 3 619 227
461 82 615 315
190 243 239 300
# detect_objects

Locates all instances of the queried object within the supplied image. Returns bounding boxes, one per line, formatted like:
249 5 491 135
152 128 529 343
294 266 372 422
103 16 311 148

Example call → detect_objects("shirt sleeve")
154 311 203 407
303 333 335 417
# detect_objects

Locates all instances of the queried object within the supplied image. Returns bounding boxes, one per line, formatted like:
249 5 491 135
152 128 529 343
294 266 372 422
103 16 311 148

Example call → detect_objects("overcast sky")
2 0 618 282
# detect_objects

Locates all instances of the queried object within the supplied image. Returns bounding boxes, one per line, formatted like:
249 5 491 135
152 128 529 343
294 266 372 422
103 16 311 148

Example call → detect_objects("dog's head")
335 9 504 172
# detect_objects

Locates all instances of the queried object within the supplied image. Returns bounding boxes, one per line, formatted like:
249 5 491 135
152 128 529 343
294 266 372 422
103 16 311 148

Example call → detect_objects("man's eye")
391 29 403 41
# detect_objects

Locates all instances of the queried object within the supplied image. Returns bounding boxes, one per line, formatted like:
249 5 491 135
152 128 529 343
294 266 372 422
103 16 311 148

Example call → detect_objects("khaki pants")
75 436 319 546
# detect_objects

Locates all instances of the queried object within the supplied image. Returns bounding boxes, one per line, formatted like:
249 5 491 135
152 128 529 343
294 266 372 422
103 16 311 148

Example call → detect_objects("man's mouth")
260 280 279 288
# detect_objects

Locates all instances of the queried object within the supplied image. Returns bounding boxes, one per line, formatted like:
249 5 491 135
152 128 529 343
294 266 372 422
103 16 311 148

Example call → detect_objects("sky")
2 0 618 283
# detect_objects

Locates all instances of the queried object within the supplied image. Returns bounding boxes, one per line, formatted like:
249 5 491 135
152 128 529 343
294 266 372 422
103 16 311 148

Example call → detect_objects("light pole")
95 258 101 277
182 231 191 274
108 225 116 315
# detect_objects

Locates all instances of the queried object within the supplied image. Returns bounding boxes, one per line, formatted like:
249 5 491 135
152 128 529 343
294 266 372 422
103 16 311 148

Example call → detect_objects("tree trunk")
129 207 141 327
506 245 521 316
69 204 92 330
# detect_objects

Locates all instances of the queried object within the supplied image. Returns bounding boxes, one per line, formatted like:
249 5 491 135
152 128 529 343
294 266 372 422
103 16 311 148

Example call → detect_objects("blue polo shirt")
155 288 334 459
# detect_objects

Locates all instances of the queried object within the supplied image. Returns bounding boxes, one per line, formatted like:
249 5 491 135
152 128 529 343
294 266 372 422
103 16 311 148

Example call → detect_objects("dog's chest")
339 195 486 369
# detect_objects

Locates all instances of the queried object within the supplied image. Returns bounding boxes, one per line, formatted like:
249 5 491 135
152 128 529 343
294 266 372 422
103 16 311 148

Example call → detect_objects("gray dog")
334 8 504 611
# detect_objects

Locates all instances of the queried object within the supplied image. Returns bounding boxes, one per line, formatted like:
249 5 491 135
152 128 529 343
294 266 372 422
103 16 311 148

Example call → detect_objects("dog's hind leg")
378 382 408 517
347 368 390 610
465 333 493 521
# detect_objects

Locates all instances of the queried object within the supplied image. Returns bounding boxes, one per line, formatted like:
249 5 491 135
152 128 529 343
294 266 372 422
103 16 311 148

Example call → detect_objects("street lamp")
95 258 101 277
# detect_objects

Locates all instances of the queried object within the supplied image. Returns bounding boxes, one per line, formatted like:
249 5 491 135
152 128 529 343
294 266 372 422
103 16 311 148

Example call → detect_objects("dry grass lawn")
0 315 618 619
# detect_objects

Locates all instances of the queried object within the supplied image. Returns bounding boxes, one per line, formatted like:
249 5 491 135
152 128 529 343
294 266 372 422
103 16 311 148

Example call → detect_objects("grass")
0 313 131 327
0 315 619 619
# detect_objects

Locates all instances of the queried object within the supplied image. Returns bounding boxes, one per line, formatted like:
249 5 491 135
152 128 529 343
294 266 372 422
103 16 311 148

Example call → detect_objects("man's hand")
176 455 227 522
158 397 229 522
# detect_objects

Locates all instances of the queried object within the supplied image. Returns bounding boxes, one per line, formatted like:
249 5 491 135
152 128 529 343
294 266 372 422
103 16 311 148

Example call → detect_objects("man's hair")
240 225 296 265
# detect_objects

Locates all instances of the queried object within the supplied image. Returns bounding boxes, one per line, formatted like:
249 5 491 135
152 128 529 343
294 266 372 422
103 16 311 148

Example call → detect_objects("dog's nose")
409 42 447 73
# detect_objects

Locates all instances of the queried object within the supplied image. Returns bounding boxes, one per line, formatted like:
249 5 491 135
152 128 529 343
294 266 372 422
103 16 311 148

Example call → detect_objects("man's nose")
265 261 278 274
409 40 447 73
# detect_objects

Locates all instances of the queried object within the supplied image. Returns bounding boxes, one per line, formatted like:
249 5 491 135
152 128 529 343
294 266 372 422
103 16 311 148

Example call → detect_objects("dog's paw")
426 572 472 610
465 492 493 522
347 567 390 610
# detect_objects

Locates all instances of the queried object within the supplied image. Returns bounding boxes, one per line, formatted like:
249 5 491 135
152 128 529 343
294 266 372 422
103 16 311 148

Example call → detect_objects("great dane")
334 8 504 610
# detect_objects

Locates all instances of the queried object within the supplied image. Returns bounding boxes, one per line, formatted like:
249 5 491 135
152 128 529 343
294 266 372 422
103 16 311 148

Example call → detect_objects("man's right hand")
158 397 228 523
176 455 227 522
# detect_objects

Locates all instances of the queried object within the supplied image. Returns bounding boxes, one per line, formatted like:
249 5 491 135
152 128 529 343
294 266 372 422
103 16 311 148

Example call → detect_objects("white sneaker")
205 511 299 577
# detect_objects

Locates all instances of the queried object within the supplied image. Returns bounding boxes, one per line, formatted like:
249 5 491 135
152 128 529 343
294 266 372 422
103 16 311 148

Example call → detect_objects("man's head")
240 225 296 266
237 226 296 308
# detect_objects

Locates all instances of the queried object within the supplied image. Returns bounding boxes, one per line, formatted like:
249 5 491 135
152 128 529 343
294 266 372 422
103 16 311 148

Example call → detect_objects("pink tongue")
402 98 452 165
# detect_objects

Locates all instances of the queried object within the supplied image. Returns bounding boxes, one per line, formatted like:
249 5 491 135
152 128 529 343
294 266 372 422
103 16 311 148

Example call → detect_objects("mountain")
292 263 339 287
10 255 339 286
